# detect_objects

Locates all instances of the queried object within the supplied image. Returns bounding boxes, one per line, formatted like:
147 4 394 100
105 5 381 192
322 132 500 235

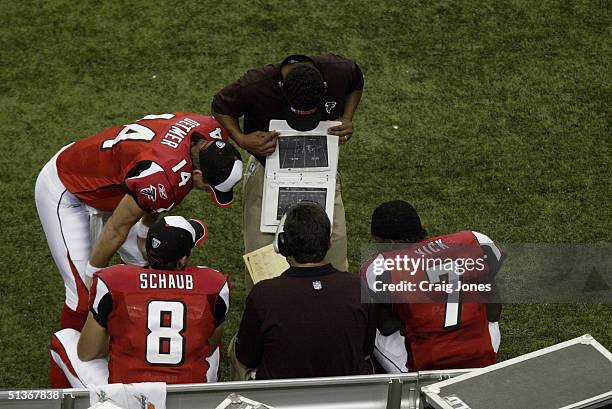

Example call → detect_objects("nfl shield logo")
152 238 161 249
312 280 322 290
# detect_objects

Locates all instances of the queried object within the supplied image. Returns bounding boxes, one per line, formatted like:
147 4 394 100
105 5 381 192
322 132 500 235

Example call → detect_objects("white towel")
89 382 166 409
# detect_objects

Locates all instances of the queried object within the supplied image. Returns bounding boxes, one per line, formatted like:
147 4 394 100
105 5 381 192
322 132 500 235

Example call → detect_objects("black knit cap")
371 200 427 242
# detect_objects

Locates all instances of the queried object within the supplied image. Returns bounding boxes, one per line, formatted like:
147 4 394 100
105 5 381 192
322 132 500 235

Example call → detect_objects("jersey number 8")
146 300 186 365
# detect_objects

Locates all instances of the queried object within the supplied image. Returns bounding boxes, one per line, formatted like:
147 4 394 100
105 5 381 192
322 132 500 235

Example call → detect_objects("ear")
323 81 328 92
192 168 203 185
191 138 205 153
191 170 209 191
176 255 189 270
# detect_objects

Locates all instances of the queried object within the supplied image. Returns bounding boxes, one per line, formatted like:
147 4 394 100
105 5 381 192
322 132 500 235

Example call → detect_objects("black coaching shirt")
212 53 364 164
235 264 375 380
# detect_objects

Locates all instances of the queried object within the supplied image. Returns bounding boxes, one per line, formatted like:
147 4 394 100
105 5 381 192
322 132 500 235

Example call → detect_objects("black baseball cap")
280 55 324 131
198 140 243 207
146 216 208 264
371 200 428 242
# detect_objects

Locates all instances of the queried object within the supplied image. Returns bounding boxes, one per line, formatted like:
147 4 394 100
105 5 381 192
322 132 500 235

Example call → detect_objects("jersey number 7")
426 262 462 329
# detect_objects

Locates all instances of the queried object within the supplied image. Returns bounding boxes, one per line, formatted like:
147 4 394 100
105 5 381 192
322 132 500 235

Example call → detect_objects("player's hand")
84 276 93 291
238 131 279 156
328 119 353 144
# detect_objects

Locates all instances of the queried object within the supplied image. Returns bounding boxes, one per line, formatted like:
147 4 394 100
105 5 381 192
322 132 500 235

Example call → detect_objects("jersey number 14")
100 114 175 150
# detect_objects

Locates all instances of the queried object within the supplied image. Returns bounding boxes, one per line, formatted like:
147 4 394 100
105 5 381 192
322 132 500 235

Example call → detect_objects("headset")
273 213 291 257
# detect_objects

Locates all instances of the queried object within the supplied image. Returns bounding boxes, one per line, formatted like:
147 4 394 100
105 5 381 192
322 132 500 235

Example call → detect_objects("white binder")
260 120 340 233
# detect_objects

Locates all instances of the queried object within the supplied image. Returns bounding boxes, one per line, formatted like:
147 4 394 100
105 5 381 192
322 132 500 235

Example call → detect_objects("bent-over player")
362 200 504 372
49 216 230 387
36 112 242 330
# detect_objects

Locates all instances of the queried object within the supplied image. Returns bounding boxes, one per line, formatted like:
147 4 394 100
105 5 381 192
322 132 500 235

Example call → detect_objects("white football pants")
35 145 145 329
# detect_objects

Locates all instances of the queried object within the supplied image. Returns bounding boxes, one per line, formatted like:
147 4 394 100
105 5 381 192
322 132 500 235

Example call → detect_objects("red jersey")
363 230 504 371
89 264 230 384
57 113 228 212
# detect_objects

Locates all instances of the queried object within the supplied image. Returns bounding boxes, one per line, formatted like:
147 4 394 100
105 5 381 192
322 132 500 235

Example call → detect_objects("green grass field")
1 0 610 387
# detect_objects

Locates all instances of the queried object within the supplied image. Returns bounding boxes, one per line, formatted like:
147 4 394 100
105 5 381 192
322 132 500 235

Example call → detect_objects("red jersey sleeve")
471 231 506 277
211 278 231 327
123 161 175 213
89 273 113 328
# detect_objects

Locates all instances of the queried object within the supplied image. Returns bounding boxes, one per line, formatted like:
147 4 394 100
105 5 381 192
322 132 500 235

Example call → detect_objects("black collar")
282 263 336 277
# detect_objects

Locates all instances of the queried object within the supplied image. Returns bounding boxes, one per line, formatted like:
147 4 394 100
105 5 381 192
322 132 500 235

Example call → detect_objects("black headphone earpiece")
276 232 290 257
273 213 291 257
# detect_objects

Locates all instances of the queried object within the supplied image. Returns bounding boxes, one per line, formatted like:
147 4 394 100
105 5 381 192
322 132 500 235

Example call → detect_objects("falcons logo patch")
157 184 167 199
325 101 337 114
209 127 222 140
140 185 157 202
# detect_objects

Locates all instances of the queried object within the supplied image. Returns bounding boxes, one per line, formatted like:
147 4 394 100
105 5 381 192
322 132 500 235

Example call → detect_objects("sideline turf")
0 0 610 387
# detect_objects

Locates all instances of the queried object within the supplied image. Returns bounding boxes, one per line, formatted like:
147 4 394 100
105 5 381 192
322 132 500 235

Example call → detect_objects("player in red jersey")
361 200 504 372
49 215 230 387
35 112 242 330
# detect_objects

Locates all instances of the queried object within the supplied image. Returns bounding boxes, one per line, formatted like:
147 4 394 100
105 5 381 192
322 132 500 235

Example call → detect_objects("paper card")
243 244 290 284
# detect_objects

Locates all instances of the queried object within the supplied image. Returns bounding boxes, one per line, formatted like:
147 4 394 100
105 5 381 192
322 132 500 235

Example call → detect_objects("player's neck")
289 259 327 268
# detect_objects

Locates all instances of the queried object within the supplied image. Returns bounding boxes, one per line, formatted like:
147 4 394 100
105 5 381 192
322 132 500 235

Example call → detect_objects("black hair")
147 256 179 271
147 249 191 271
371 200 428 243
282 64 325 110
284 202 331 263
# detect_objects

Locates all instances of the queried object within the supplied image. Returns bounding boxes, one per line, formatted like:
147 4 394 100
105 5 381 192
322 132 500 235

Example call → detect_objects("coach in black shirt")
233 203 374 380
212 53 364 290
